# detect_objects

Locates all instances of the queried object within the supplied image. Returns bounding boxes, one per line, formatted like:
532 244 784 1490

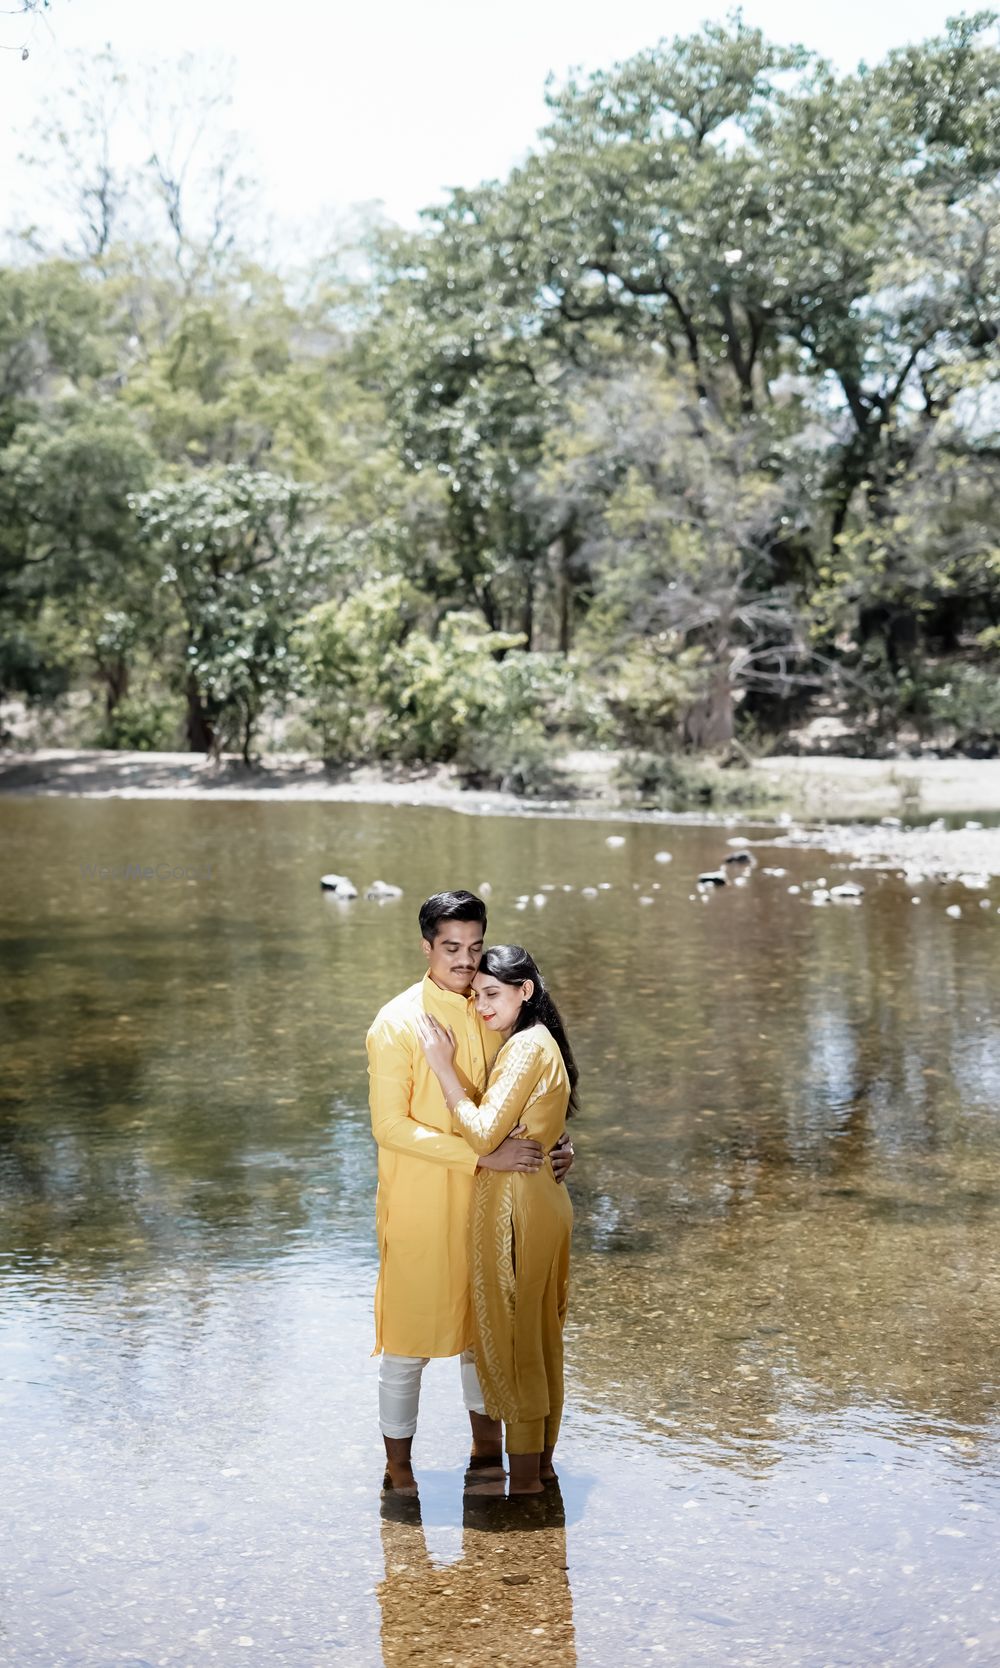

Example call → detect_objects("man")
367 889 573 1492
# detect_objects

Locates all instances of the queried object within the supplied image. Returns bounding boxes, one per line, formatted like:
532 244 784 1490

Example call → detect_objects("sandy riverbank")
1 746 999 879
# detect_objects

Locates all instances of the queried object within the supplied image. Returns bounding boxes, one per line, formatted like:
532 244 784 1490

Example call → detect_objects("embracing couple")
366 889 578 1498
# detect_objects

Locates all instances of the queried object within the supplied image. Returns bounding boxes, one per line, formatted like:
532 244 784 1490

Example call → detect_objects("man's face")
422 919 484 994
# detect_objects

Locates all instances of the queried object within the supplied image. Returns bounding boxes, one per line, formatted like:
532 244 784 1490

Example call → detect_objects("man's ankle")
468 1410 502 1457
383 1434 414 1470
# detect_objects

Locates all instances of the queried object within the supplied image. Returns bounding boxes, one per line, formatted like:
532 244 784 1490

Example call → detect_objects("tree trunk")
682 668 734 749
185 671 215 754
102 658 130 718
520 569 534 650
549 526 579 653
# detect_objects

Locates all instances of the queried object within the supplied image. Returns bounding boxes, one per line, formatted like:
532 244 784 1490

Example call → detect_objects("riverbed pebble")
320 873 357 898
654 851 673 864
946 904 963 918
606 835 626 848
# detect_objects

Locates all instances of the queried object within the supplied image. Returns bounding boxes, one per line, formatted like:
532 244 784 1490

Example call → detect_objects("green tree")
131 468 330 760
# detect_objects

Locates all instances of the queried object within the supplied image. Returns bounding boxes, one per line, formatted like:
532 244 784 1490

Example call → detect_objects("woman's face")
472 971 533 1033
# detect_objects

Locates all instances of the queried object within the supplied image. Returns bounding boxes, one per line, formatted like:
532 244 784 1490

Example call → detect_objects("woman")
416 945 577 1495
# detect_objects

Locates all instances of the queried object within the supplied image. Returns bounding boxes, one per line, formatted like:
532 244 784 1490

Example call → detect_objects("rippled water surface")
1 797 999 1667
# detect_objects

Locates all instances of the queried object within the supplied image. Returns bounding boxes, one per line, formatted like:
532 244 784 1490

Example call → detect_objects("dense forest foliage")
2 16 999 793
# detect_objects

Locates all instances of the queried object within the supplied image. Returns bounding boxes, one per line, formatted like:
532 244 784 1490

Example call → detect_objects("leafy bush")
925 663 1000 752
615 749 782 810
96 693 183 750
295 579 570 791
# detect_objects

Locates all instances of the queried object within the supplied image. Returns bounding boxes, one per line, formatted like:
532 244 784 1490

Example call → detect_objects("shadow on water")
1 797 999 1665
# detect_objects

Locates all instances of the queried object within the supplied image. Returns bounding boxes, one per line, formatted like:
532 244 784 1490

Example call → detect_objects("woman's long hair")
479 945 579 1115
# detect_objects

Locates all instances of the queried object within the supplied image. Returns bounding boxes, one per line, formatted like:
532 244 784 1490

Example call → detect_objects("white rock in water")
787 885 801 895
366 880 403 900
911 897 921 905
965 820 983 831
598 882 612 890
478 881 492 896
532 893 547 907
638 895 655 906
959 873 989 890
811 890 831 905
946 904 962 919
606 835 626 848
581 887 598 898
979 899 992 910
830 882 865 899
762 867 787 878
541 883 556 891
514 901 527 911
562 884 574 892
654 850 673 864
320 873 357 898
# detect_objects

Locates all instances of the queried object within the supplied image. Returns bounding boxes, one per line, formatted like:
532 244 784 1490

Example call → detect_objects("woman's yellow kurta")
367 974 501 1358
451 1024 573 1455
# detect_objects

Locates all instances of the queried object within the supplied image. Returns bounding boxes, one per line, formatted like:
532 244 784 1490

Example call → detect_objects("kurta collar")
422 971 474 1013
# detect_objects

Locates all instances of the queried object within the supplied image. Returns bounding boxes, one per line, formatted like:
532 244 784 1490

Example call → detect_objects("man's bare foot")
467 1451 506 1480
383 1436 417 1495
464 1471 507 1497
540 1443 558 1484
382 1463 418 1495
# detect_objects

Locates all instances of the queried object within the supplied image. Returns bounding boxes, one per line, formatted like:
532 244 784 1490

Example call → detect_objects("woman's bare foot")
540 1443 558 1484
508 1452 544 1495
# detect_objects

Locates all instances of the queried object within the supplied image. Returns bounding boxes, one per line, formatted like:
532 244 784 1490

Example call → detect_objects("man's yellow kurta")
367 973 502 1358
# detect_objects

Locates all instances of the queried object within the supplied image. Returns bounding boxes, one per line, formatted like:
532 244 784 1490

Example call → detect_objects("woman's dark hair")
419 890 488 944
478 945 579 1114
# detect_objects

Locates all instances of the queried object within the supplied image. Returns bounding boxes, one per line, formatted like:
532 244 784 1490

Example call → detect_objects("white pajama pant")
379 1348 487 1438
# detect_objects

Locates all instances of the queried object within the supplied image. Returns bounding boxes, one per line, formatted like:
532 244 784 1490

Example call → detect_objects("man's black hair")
418 890 488 944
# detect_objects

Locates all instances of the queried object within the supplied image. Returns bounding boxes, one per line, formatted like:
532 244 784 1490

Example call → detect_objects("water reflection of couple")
377 1487 575 1666
367 889 577 1498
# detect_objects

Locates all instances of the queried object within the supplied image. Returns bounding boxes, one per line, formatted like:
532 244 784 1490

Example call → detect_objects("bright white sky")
0 0 971 240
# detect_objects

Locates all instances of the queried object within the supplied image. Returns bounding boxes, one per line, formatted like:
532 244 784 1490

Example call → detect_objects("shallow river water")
1 797 999 1668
